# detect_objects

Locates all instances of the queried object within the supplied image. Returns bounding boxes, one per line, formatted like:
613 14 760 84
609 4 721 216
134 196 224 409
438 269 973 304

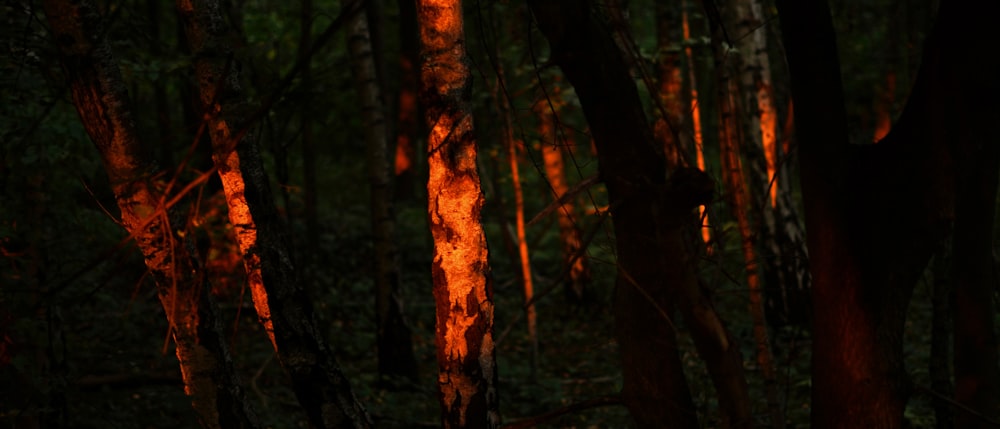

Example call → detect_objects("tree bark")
43 2 260 428
175 0 372 427
775 0 975 427
417 0 500 427
345 2 419 384
535 87 590 302
529 1 751 427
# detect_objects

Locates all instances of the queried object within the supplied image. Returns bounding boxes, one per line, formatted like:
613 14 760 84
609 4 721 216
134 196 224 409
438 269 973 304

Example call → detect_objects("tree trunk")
776 0 973 426
43 2 260 428
529 2 751 427
708 2 783 426
535 87 590 302
417 0 500 427
654 0 685 169
298 0 319 255
345 2 419 384
175 1 372 427
682 3 712 249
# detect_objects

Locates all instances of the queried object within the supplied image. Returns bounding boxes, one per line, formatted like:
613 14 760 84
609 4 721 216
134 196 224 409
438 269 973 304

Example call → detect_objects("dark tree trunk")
776 0 997 427
528 1 751 427
345 0 419 385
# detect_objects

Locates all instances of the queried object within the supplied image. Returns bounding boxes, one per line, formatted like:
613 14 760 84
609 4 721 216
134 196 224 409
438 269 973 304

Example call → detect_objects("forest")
1 0 998 427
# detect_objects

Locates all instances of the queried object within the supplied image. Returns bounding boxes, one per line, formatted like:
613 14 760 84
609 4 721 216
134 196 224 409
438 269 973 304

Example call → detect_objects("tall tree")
528 1 751 426
42 1 260 427
535 83 590 301
417 0 500 426
175 0 372 427
777 0 998 426
345 1 419 383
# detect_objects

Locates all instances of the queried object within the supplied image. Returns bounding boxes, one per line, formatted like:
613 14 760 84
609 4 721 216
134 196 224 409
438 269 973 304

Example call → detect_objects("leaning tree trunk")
43 1 260 428
175 0 372 427
528 1 751 427
416 0 500 427
345 2 419 384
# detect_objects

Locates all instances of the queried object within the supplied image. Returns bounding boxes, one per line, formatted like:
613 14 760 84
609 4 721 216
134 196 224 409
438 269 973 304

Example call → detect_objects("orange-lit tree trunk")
490 46 538 370
43 2 260 428
682 4 712 248
345 3 419 384
775 0 998 426
176 1 372 427
529 1 751 427
394 0 421 200
417 0 500 427
535 87 590 302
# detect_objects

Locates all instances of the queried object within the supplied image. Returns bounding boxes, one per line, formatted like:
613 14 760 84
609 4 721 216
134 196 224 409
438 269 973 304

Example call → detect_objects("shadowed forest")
2 0 999 428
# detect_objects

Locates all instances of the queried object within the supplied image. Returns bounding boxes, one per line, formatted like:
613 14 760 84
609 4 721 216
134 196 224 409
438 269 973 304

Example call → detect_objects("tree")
175 0 372 426
528 1 751 426
42 1 260 427
344 0 419 384
417 0 500 426
777 0 999 426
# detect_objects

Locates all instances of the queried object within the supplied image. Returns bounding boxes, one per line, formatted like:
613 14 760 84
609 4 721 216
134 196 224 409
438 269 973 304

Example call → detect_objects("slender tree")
42 1 259 427
345 1 419 383
535 83 590 301
417 0 500 426
175 0 372 426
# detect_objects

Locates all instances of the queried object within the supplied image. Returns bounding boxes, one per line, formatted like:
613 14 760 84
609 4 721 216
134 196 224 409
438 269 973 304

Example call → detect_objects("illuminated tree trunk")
490 51 538 370
535 88 590 301
345 3 419 383
776 0 997 426
417 0 500 427
43 2 260 428
682 3 712 248
394 0 421 200
529 1 750 426
176 1 372 427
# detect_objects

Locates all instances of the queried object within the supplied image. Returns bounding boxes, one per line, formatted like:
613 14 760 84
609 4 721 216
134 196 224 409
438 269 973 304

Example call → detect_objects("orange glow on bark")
684 11 711 249
395 89 417 175
759 83 778 207
419 0 499 425
873 72 896 142
210 119 276 349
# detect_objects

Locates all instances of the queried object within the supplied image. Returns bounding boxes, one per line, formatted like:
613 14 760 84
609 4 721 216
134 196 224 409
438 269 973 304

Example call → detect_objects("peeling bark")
417 0 500 427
